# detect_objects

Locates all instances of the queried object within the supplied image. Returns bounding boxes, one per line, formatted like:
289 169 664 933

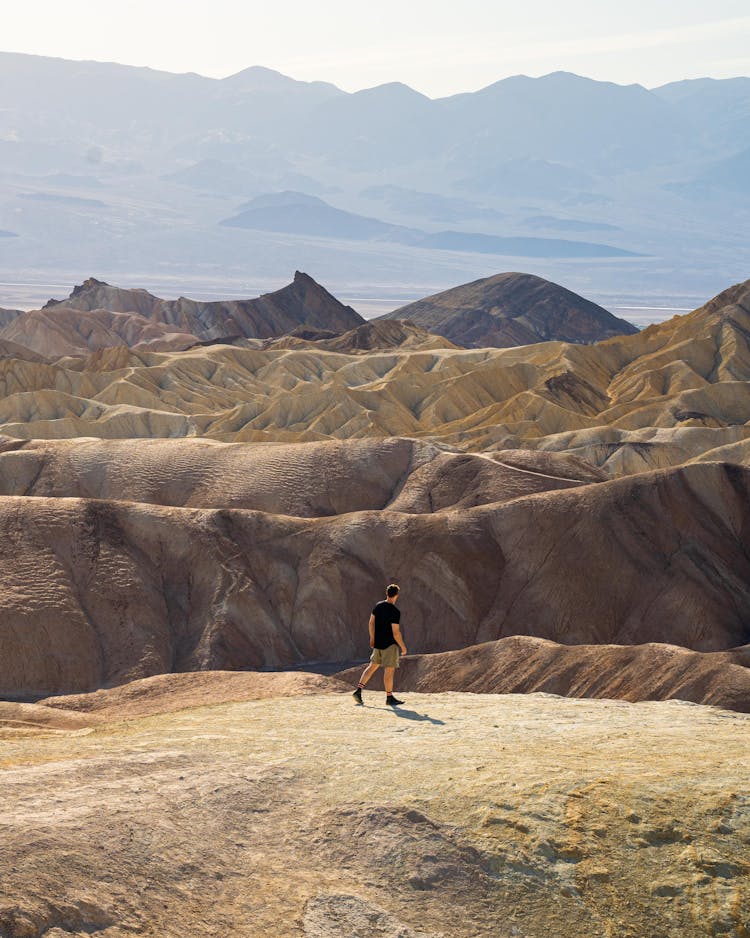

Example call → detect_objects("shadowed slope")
0 461 748 695
268 319 462 353
0 338 48 363
0 307 24 328
336 636 750 713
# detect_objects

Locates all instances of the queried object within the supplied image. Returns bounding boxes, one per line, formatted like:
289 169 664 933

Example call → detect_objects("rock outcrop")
380 271 638 347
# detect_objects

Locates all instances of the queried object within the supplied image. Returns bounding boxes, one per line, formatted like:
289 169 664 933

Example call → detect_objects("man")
353 583 407 707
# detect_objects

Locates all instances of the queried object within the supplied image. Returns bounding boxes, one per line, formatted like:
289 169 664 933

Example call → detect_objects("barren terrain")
1 682 748 937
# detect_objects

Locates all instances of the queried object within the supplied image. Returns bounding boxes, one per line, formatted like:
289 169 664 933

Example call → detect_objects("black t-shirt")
372 600 401 649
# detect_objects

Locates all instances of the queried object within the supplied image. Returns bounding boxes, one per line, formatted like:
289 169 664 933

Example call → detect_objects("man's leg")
353 662 379 703
383 666 395 695
384 666 404 705
358 662 379 686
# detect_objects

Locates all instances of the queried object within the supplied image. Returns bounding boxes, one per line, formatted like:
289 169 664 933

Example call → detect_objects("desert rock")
38 271 364 343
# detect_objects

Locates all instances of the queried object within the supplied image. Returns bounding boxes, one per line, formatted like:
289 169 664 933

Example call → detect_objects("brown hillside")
0 461 749 696
0 437 601 514
380 271 638 347
1 306 199 357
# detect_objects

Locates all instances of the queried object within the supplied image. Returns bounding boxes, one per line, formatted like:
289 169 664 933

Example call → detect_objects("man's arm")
392 623 407 656
368 614 376 648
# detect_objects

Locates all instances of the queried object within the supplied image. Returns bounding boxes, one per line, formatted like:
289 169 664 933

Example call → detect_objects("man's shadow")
390 708 445 726
358 703 445 725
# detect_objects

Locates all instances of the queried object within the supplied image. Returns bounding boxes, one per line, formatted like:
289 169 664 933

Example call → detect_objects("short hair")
386 583 400 597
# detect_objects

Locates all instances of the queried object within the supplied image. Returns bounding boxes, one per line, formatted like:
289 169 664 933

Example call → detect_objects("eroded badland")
1 273 749 937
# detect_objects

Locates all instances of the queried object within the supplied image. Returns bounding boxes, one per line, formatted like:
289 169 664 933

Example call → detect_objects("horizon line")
1 47 748 99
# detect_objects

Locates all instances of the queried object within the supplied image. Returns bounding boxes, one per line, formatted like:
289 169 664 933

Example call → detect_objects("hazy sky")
3 0 749 95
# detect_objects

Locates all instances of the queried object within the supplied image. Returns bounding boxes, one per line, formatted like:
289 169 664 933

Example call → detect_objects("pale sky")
3 0 750 95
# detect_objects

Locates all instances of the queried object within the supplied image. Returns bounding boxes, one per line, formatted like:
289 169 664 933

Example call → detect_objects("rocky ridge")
1 272 364 356
337 635 750 713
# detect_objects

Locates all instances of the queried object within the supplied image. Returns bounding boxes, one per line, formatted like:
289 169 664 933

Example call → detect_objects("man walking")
353 584 407 707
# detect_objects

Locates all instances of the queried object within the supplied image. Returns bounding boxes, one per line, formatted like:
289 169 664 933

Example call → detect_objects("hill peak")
380 271 637 348
353 81 429 103
220 65 341 95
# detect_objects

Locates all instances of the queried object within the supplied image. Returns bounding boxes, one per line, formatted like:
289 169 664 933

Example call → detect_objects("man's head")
386 583 400 602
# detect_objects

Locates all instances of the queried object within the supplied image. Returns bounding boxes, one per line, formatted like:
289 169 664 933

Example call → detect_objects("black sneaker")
352 687 363 705
386 695 404 706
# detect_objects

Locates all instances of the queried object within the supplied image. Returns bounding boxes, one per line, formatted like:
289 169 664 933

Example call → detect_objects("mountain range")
1 52 749 305
0 275 748 467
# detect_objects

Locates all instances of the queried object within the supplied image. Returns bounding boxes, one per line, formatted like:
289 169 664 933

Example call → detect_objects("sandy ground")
0 688 748 937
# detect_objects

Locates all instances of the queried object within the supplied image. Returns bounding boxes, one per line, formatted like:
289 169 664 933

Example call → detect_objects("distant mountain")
360 185 505 223
416 232 638 259
222 192 639 259
165 159 265 196
523 216 620 232
458 158 593 199
380 272 638 347
222 191 407 240
654 77 750 150
4 272 365 355
439 71 694 175
0 52 714 186
0 51 749 298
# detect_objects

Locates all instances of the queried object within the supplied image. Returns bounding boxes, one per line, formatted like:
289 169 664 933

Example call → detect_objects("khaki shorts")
370 644 401 668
